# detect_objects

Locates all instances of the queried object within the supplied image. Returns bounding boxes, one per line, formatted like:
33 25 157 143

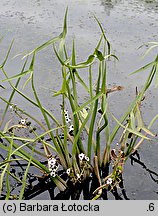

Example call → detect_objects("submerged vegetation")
0 8 158 200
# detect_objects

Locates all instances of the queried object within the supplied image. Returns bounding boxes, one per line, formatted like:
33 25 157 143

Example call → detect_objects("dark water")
0 0 158 199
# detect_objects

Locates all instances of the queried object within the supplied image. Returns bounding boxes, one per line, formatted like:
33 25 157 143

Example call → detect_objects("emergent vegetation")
0 8 158 200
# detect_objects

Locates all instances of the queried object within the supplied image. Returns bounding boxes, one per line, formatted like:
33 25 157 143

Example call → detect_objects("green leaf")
52 66 67 97
142 44 158 59
141 127 155 137
2 52 35 84
2 70 31 82
19 147 34 199
130 110 136 130
80 108 89 119
148 114 158 129
54 43 96 69
95 49 104 61
111 113 150 140
130 61 156 75
22 7 68 58
0 84 5 89
0 58 28 127
3 119 12 134
73 91 102 115
0 40 14 69
94 15 111 55
71 39 76 65
75 72 89 92
0 159 22 168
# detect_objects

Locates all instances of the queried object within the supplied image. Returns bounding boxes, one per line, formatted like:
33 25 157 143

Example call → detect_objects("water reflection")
143 0 158 11
100 0 122 15
100 0 158 15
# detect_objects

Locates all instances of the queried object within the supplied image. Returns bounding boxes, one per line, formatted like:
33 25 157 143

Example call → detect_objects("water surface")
0 0 158 199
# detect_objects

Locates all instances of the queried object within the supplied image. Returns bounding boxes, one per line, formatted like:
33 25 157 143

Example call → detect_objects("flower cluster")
9 103 17 112
78 153 89 162
66 168 82 182
64 109 74 136
48 156 59 177
68 124 74 135
106 177 113 185
9 103 30 128
64 110 71 123
66 168 71 175
66 153 90 183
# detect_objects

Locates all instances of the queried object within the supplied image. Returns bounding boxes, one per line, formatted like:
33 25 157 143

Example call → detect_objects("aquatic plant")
0 8 158 200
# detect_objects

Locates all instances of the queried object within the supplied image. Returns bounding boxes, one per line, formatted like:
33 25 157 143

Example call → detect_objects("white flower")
10 104 17 111
66 168 71 175
65 117 71 123
64 110 69 117
51 164 58 171
85 156 89 162
69 125 74 131
50 170 56 177
69 125 74 135
76 173 80 179
48 157 56 163
79 153 85 161
59 134 64 139
52 158 57 163
20 119 26 125
64 109 71 123
48 157 57 170
106 177 113 185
